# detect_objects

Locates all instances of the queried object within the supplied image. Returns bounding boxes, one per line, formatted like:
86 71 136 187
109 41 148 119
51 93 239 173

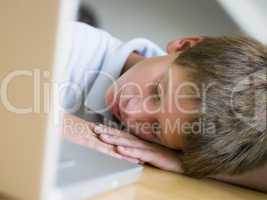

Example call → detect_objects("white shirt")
63 22 165 117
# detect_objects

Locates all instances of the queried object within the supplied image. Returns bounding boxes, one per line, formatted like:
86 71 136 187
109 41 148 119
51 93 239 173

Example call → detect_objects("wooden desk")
92 166 267 200
0 166 266 200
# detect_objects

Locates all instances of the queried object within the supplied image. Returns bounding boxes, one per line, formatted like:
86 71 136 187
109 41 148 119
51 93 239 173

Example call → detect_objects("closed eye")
151 81 162 102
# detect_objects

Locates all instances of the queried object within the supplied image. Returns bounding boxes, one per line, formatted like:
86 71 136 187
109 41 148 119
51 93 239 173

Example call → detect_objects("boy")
61 22 267 192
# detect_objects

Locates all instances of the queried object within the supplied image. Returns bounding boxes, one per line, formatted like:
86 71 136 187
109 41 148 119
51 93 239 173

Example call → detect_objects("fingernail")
94 126 103 133
101 134 110 139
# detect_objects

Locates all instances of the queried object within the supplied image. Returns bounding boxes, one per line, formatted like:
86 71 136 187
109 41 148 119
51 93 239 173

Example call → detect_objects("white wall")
81 0 241 48
217 0 267 44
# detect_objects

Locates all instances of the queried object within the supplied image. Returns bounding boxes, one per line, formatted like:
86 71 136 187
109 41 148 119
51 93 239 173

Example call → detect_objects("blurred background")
77 0 267 48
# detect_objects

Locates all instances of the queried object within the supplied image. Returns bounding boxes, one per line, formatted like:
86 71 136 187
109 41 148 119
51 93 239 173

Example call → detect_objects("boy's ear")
166 37 203 54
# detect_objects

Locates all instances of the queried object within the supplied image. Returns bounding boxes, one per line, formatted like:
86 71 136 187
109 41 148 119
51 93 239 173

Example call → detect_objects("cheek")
158 103 191 150
166 134 183 150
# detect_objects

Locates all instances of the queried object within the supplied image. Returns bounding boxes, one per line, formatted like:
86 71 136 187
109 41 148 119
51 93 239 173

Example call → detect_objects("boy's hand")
61 113 141 163
93 124 184 173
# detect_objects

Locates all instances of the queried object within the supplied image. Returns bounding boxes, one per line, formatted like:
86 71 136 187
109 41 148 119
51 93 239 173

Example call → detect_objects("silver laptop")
0 1 142 200
57 108 142 200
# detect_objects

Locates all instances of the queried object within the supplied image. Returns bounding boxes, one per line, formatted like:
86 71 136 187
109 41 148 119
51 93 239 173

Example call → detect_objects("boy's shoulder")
67 22 121 70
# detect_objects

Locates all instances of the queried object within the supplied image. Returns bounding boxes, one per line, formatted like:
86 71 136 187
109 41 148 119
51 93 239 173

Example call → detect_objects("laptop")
0 1 142 200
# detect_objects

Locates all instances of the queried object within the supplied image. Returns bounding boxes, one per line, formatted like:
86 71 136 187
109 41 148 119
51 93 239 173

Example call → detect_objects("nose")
119 96 159 122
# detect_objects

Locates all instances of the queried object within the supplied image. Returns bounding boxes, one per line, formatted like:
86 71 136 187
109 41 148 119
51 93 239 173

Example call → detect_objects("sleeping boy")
61 22 267 192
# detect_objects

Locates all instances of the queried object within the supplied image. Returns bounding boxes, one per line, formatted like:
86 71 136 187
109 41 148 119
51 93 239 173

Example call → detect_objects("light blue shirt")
63 22 165 118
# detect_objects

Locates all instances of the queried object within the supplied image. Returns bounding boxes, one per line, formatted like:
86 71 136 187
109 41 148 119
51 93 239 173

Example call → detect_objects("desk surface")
92 166 267 200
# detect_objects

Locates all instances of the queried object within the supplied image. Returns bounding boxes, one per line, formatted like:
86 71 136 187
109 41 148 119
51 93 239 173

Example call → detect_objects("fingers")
94 123 161 146
85 120 99 130
92 142 141 164
61 116 143 164
117 146 183 173
94 125 127 137
78 136 141 164
99 134 150 149
119 156 141 164
117 146 153 163
95 125 155 150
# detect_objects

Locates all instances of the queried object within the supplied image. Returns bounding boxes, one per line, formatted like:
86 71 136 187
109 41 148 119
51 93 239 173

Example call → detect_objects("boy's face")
105 37 202 150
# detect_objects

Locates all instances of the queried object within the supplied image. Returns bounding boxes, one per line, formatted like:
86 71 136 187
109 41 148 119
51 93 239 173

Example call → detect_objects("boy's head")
105 36 267 177
105 37 204 149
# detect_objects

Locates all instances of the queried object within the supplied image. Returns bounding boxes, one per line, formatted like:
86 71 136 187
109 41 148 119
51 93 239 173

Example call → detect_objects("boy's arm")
92 123 267 193
212 165 267 192
57 113 141 163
